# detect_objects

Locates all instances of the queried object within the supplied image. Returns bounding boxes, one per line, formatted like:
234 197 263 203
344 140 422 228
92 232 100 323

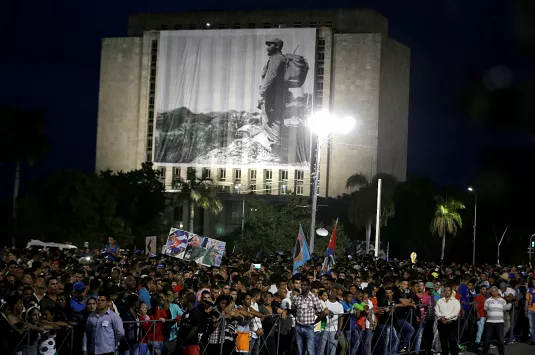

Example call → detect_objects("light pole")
468 187 477 265
530 233 535 268
307 111 355 254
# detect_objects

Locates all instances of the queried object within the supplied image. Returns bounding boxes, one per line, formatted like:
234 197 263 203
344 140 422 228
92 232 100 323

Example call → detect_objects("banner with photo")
145 236 157 255
163 228 226 267
155 28 316 168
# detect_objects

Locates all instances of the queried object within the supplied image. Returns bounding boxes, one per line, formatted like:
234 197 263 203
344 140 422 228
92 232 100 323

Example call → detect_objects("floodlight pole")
309 137 322 254
374 178 382 258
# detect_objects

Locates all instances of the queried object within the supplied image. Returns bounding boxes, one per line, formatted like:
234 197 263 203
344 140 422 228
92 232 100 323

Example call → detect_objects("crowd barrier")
8 303 529 355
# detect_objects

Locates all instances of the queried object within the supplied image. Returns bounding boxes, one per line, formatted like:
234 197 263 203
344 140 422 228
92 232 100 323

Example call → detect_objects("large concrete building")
96 8 410 236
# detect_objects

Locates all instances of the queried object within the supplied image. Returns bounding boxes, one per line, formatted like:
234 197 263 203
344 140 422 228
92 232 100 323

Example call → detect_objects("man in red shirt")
473 285 489 346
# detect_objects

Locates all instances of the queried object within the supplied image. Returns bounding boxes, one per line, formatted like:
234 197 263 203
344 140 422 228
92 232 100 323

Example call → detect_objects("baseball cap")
425 282 435 289
157 264 166 269
431 272 439 278
73 282 86 292
333 283 345 290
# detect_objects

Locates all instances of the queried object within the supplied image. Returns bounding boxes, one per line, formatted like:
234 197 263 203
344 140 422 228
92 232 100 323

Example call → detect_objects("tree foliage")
171 168 223 233
234 198 350 256
16 163 166 248
430 196 465 261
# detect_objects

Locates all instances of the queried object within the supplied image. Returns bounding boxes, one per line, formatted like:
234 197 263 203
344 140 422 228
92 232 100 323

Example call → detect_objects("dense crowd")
0 237 534 355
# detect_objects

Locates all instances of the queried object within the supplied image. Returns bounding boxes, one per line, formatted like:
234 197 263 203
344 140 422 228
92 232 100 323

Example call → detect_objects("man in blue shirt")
71 281 86 312
83 291 124 355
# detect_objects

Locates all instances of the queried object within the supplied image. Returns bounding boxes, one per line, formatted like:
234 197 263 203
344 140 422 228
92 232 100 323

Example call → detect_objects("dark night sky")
0 0 529 194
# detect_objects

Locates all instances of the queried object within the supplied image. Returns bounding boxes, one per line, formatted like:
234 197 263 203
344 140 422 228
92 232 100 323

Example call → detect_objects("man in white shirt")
320 291 344 355
435 285 461 355
498 282 515 342
249 289 263 355
483 286 510 355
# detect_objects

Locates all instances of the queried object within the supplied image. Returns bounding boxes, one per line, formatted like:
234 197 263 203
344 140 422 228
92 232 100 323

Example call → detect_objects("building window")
280 169 288 181
174 24 182 30
234 168 242 181
265 184 272 195
150 68 156 77
316 81 324 91
295 170 304 181
318 52 325 61
309 21 317 27
248 23 256 28
264 169 273 182
294 22 302 27
218 168 226 181
202 167 211 179
263 22 271 28
233 23 241 29
295 184 304 195
317 67 324 77
173 167 181 178
218 24 226 29
189 24 197 29
315 95 323 107
160 24 168 30
249 184 256 192
318 39 325 47
249 169 257 181
325 21 333 28
280 183 288 195
147 138 153 149
158 167 166 180
146 152 152 162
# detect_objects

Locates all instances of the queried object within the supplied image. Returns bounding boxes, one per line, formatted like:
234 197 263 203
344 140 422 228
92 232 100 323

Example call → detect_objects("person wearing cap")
71 281 87 312
258 37 287 148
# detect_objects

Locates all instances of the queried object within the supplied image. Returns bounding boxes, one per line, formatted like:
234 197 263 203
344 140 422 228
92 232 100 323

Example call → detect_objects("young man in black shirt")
177 292 206 355
393 280 419 353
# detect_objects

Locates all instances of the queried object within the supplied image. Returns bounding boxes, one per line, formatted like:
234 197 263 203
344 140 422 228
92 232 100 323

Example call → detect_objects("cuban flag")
293 224 311 275
322 219 338 275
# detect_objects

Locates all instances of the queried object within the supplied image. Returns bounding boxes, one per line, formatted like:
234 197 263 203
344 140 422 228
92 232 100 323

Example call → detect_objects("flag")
322 219 338 275
293 224 311 274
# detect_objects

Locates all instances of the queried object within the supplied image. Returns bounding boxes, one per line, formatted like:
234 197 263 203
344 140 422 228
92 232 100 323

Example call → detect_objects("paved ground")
464 342 533 354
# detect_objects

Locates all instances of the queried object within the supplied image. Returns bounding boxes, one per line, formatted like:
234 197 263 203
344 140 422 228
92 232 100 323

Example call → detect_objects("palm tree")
345 173 397 254
430 196 465 261
171 168 223 232
0 107 48 247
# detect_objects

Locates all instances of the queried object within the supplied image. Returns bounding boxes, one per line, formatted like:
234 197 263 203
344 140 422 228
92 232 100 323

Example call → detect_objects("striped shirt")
484 297 511 323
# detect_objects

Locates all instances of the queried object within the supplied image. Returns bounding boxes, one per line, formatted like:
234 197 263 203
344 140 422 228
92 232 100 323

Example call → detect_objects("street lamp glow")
307 111 356 138
468 187 474 192
307 110 356 253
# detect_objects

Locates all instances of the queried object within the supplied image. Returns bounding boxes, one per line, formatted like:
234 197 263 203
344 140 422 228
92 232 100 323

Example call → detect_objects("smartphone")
253 263 261 269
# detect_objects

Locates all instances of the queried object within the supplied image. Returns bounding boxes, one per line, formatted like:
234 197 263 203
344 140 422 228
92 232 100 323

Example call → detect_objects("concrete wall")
128 8 388 36
96 37 143 173
377 38 410 181
328 33 383 197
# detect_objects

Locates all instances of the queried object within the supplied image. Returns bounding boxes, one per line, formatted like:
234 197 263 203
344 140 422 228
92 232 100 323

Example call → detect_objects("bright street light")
468 187 477 265
307 110 356 253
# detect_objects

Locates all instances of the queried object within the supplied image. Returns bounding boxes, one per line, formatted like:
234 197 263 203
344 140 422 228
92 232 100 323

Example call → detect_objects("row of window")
157 167 305 195
159 21 333 31
146 40 158 163
166 167 305 183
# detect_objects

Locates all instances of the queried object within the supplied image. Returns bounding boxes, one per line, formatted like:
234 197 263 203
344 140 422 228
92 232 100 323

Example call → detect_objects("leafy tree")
235 198 350 256
17 170 127 246
171 168 223 233
430 196 465 261
100 162 166 244
345 173 397 253
0 107 49 247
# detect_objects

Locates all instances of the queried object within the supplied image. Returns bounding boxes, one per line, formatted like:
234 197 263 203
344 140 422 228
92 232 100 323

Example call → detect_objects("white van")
26 239 78 251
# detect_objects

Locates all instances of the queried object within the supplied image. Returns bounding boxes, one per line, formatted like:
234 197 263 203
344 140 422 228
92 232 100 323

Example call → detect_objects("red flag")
328 218 338 254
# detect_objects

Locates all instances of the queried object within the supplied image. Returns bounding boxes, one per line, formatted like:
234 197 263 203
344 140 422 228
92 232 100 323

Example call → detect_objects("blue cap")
157 264 165 269
73 282 86 292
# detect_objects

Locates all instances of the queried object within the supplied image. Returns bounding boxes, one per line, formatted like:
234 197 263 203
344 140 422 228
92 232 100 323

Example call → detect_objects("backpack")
284 52 309 88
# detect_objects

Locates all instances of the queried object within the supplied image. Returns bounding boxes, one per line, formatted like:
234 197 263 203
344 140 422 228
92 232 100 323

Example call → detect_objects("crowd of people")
0 238 534 355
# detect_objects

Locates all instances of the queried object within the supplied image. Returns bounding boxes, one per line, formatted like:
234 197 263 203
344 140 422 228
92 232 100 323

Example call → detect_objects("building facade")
96 8 410 237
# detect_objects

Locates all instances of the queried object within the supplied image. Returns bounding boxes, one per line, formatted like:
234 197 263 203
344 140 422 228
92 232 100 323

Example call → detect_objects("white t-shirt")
250 302 262 339
324 300 344 332
366 299 374 329
314 300 327 332
499 287 515 298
